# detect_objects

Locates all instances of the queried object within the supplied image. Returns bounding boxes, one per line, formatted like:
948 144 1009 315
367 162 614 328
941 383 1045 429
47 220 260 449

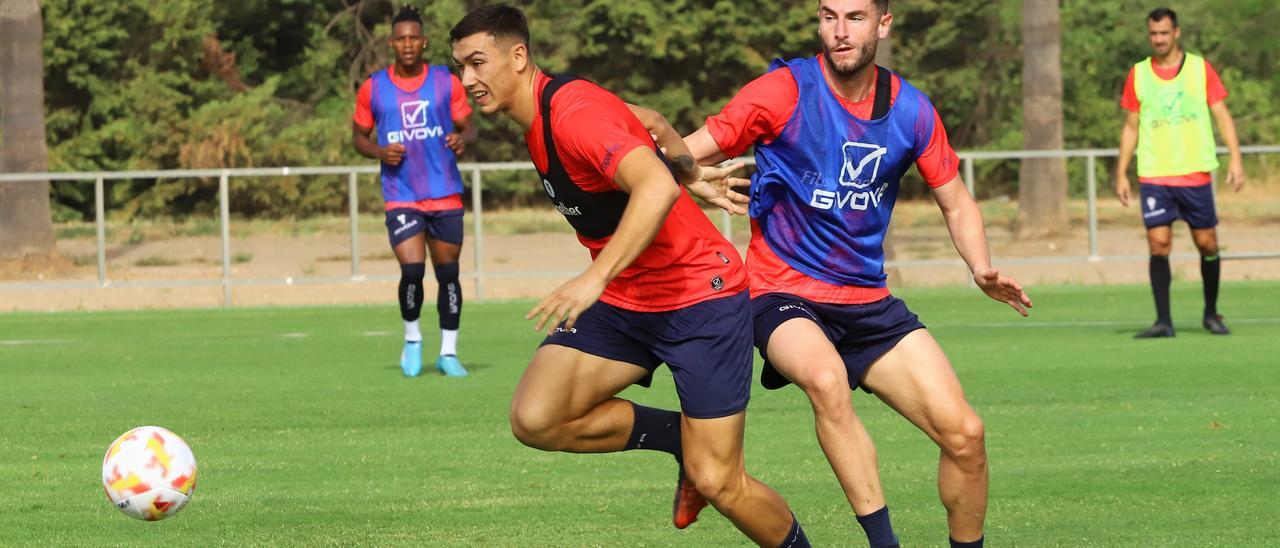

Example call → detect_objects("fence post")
471 168 485 301
348 171 360 278
94 177 107 286
964 157 976 197
721 209 732 242
219 171 232 307
1087 154 1099 260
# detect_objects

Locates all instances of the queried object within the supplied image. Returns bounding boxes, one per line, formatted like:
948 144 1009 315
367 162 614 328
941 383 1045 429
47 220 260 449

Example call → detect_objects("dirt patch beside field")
3 191 1279 312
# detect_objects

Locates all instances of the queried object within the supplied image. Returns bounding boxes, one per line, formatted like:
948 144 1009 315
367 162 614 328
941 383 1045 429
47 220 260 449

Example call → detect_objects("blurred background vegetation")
30 0 1280 220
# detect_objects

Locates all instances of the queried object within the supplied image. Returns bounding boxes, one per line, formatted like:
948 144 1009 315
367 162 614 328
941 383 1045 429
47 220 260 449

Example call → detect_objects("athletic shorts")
1139 183 1217 229
385 208 465 248
751 292 925 393
540 291 752 419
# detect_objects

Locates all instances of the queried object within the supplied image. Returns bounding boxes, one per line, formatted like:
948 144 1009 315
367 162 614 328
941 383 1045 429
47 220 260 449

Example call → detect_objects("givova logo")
810 141 892 212
387 99 445 143
840 141 888 189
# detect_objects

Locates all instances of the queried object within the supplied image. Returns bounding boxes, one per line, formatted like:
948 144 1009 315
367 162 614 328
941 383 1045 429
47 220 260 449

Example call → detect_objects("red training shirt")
525 72 747 312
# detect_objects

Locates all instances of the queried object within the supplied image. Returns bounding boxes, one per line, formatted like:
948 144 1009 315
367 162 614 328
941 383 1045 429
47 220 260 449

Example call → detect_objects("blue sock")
779 514 811 548
950 536 984 548
856 506 899 548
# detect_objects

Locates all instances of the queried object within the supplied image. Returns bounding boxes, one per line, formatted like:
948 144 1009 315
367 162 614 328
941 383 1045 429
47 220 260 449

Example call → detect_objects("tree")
0 0 55 259
1017 0 1068 237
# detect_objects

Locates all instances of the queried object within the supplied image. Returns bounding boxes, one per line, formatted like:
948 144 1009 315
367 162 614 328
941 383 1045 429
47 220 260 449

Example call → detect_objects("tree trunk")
875 32 903 286
0 0 55 259
1017 0 1068 238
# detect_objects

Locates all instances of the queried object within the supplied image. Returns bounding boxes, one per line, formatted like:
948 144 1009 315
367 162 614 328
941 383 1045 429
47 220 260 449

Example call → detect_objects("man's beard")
823 42 877 77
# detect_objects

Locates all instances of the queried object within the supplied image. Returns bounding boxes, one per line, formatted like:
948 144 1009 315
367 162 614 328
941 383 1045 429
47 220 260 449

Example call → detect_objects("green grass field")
2 281 1277 546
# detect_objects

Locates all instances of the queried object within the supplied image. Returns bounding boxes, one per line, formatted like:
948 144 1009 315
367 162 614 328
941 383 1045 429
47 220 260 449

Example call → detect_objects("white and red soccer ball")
101 426 198 521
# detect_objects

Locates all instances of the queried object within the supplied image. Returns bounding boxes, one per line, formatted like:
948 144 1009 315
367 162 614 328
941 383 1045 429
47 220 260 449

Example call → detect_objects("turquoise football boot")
435 354 468 377
400 341 423 377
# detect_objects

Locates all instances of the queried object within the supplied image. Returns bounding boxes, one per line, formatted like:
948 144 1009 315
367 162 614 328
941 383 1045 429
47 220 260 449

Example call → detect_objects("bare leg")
682 411 800 546
508 344 651 453
767 318 886 515
862 329 987 542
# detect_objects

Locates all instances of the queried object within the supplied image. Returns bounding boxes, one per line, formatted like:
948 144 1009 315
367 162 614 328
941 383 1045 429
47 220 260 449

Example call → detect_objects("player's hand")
446 133 466 156
380 144 406 166
526 271 608 334
973 266 1032 317
1226 158 1246 192
685 161 751 215
1115 173 1132 207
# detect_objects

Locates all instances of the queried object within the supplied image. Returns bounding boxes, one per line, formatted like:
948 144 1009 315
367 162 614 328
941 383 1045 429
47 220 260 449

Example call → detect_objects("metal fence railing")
2 145 1278 306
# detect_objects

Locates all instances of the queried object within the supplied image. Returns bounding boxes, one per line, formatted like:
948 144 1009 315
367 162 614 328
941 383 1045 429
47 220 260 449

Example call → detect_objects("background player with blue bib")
353 6 473 378
679 1 1033 546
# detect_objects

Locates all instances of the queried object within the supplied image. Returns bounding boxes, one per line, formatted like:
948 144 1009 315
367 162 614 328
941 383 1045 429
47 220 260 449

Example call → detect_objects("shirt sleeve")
353 79 374 128
1204 60 1228 105
915 107 961 188
449 73 472 124
705 67 800 159
552 85 651 190
1120 67 1140 112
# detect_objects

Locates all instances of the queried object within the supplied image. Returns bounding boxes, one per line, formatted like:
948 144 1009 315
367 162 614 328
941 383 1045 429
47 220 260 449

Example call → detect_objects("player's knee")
683 457 746 504
399 262 426 283
797 366 850 413
940 413 986 467
433 261 459 284
1197 243 1219 257
508 403 565 451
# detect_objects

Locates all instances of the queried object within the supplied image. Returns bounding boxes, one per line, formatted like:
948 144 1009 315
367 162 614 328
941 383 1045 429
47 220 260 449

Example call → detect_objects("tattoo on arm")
671 154 697 182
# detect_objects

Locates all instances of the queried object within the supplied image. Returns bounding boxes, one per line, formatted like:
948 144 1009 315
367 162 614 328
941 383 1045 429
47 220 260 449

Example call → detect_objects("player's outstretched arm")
626 104 749 214
931 176 1033 316
1209 100 1246 192
527 148 681 333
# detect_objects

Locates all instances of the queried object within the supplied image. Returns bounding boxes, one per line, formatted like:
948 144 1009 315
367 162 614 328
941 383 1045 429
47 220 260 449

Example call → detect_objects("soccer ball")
101 426 198 521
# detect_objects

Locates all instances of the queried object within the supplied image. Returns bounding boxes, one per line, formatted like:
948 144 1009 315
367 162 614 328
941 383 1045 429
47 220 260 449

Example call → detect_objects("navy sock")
1201 254 1220 317
398 263 426 322
623 402 682 462
856 506 900 548
950 536 984 548
1149 255 1171 324
779 514 811 548
434 262 462 330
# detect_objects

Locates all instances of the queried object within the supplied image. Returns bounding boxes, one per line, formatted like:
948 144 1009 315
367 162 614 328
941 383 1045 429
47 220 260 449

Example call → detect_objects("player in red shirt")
449 5 810 546
667 1 1030 546
352 6 474 377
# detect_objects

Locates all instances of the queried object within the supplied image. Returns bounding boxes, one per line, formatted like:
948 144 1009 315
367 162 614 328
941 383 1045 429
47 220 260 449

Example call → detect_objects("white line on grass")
279 333 310 339
0 339 70 346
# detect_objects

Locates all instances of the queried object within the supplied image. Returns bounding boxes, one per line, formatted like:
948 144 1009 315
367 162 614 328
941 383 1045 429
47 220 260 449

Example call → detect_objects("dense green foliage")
2 282 1278 544
39 0 1278 220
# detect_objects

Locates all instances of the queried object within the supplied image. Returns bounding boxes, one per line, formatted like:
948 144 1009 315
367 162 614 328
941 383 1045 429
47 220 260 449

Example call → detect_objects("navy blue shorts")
752 293 925 393
1139 183 1217 229
540 291 752 419
385 208 465 248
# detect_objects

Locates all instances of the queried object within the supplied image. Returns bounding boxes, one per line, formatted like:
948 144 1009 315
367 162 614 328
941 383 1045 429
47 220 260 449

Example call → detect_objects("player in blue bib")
353 6 474 378
669 1 1033 546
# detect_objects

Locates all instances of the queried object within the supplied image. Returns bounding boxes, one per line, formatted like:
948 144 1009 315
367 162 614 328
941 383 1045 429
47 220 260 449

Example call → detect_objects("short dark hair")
392 4 424 29
449 4 531 49
1148 7 1178 28
818 0 889 14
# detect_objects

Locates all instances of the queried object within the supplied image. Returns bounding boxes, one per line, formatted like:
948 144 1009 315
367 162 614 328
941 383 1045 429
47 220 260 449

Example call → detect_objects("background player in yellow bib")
1114 7 1246 338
